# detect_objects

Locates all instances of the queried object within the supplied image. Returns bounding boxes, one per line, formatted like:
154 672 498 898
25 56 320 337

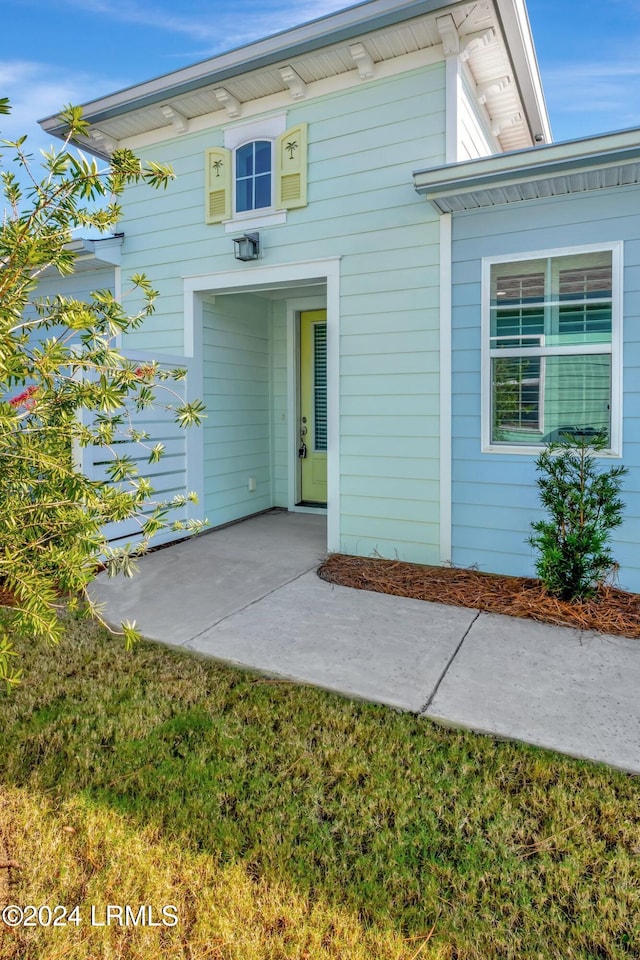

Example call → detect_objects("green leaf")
0 103 205 684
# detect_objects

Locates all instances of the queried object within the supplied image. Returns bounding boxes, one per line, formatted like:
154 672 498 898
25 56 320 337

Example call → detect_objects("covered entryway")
184 259 340 552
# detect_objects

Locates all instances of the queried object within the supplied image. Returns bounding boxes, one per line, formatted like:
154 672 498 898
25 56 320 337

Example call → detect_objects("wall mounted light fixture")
233 232 260 261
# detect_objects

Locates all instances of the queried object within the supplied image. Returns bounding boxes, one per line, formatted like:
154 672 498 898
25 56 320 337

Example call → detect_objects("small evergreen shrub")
528 431 627 601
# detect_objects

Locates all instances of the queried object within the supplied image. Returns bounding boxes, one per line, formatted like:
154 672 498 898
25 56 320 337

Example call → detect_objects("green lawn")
0 613 638 959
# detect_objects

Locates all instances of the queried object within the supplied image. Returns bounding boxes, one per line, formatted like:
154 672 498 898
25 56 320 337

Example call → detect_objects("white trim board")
444 55 459 164
183 257 341 552
286 295 327 512
439 213 452 563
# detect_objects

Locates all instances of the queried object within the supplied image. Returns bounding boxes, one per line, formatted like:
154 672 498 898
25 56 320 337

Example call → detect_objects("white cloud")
61 0 225 43
541 60 640 136
55 0 348 53
0 59 126 208
0 60 94 145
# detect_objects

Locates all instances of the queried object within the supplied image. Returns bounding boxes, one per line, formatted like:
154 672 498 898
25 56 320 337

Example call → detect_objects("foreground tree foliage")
528 431 627 601
0 100 206 686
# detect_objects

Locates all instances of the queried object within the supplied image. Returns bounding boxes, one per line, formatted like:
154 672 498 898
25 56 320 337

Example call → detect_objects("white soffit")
39 0 546 156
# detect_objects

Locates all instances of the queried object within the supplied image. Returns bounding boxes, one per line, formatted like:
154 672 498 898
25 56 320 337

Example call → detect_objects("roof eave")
493 0 551 145
413 128 640 210
40 0 464 136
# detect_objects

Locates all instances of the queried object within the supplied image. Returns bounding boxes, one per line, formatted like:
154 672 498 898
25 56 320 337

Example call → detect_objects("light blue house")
39 0 640 590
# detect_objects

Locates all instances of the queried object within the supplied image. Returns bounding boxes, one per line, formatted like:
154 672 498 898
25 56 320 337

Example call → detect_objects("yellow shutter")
275 123 308 210
205 147 231 223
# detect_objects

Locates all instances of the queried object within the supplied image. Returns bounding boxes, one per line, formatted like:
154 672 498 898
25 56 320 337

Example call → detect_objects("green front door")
299 310 327 504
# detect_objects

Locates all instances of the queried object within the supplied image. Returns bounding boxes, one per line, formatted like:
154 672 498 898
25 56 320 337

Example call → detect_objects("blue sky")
1 0 640 157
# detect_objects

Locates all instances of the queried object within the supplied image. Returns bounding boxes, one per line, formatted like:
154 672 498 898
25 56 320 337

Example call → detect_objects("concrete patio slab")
90 511 327 644
186 571 478 712
425 611 640 774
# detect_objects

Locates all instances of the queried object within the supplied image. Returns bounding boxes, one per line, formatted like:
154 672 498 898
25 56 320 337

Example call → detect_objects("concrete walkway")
90 511 640 775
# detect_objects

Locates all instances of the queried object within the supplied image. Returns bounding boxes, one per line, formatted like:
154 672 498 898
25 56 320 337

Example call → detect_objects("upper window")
235 140 272 213
204 122 308 227
484 245 622 453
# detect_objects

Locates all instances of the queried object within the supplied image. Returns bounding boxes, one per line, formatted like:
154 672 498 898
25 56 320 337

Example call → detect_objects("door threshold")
293 503 328 516
296 500 327 508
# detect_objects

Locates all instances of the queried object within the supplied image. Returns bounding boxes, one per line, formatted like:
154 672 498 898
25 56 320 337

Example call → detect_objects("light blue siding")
451 185 640 592
119 61 447 558
22 266 115 337
202 296 271 522
27 266 115 304
12 265 117 401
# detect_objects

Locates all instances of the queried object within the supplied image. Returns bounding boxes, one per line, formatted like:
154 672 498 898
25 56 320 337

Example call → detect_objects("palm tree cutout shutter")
205 147 231 223
276 123 308 210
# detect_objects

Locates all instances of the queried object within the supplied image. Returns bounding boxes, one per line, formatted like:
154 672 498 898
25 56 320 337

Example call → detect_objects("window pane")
491 356 542 443
491 253 614 350
255 172 271 209
254 140 271 174
558 262 611 300
542 354 611 443
493 306 545 349
494 271 545 304
491 354 611 446
556 302 612 344
554 254 612 346
491 262 546 349
236 178 252 212
236 144 254 178
235 141 271 211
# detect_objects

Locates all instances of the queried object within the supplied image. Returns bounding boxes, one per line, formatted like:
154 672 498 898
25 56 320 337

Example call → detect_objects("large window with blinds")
483 245 622 453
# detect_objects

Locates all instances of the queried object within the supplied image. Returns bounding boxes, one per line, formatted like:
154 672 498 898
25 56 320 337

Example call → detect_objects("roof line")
493 0 551 144
40 0 464 134
414 127 640 195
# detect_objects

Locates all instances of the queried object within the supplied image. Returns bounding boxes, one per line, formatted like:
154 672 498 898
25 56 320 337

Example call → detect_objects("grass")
0 614 639 959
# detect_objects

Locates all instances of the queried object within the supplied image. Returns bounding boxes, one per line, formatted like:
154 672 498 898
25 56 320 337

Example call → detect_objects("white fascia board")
414 127 640 195
65 235 123 266
88 234 124 265
39 0 463 136
493 0 551 145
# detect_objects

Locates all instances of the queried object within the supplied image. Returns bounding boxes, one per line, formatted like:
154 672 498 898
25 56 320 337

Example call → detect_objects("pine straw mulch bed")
318 554 640 639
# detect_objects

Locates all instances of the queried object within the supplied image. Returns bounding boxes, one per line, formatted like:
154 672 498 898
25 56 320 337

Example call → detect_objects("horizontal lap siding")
119 61 446 559
332 66 443 561
451 186 640 592
23 267 116 345
91 352 193 548
27 267 115 304
203 296 271 524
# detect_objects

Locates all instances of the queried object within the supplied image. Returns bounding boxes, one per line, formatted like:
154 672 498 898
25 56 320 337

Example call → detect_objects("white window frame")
481 241 623 457
223 114 287 232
